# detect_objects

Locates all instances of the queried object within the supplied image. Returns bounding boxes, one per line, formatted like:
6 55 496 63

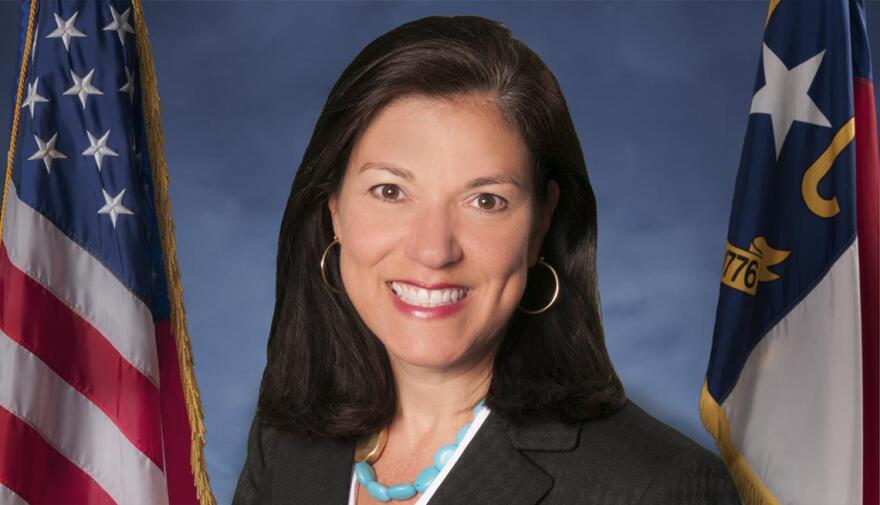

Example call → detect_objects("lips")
385 280 470 318
387 281 468 307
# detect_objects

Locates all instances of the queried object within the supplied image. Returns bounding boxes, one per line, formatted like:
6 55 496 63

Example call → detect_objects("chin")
384 337 469 370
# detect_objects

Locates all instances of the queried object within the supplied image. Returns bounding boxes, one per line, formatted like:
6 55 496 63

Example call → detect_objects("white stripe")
0 333 169 505
721 240 862 505
0 484 30 505
1 185 159 385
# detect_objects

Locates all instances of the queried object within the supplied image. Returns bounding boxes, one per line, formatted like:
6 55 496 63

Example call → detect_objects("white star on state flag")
63 68 103 109
82 130 119 170
103 5 135 46
119 66 135 104
46 11 86 52
21 77 49 119
27 133 67 174
98 187 135 228
750 43 832 160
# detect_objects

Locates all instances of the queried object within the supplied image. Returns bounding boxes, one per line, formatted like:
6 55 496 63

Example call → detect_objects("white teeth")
390 282 468 307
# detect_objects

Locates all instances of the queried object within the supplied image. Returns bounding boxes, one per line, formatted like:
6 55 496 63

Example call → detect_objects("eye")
369 183 406 203
469 193 508 212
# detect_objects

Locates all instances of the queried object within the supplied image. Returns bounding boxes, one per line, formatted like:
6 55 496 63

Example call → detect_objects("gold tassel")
1 0 38 240
131 1 217 503
699 381 779 505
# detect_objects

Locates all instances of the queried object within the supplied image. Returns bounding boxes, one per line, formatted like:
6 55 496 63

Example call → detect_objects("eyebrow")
357 161 522 189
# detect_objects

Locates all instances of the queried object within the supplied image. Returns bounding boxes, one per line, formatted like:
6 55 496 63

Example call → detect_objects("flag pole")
130 1 217 504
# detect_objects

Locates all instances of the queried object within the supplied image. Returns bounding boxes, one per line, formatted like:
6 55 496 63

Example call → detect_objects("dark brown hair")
257 14 626 438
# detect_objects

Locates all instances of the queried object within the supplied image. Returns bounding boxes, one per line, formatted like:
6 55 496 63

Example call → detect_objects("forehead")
347 94 532 180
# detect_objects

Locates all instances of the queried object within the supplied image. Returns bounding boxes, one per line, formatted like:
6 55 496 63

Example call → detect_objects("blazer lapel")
428 411 580 505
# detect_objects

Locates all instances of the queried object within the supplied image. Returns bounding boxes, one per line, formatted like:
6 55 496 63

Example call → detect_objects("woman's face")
328 94 559 373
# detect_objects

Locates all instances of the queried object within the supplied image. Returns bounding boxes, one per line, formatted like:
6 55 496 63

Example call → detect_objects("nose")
405 206 463 269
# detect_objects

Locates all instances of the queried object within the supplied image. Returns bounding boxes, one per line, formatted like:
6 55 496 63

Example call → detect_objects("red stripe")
0 405 116 505
0 243 165 470
854 75 879 505
156 321 200 504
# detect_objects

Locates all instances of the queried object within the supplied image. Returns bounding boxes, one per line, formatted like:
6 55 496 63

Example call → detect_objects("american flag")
700 1 879 504
0 1 214 504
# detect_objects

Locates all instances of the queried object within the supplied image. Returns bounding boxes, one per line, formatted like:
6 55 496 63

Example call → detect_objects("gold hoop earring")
320 235 345 294
517 256 560 315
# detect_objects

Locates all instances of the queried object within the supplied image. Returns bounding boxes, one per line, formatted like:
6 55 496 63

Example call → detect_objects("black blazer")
231 399 742 504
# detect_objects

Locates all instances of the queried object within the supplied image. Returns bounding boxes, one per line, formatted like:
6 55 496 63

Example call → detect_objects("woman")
232 14 741 505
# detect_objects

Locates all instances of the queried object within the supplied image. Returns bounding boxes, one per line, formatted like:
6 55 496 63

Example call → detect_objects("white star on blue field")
751 43 833 159
2 2 879 503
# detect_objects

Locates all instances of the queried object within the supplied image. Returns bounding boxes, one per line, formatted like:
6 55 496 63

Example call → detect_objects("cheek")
337 203 399 273
334 202 403 331
466 217 533 309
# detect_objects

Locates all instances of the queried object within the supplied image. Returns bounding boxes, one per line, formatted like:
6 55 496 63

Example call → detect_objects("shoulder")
517 399 742 504
579 399 720 468
232 412 354 505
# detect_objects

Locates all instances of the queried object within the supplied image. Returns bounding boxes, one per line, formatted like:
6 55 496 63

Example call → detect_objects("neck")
387 346 495 440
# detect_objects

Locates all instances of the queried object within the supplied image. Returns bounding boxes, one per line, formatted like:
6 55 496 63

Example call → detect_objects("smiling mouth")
387 281 470 308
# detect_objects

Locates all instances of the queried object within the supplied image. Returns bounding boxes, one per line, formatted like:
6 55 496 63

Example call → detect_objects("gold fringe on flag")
699 381 779 505
1 0 38 241
131 1 217 504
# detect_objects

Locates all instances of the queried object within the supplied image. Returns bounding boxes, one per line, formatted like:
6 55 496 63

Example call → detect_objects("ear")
528 179 560 266
328 192 340 239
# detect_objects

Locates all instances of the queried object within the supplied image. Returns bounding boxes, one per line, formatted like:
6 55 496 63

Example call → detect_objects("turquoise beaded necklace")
353 399 486 502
